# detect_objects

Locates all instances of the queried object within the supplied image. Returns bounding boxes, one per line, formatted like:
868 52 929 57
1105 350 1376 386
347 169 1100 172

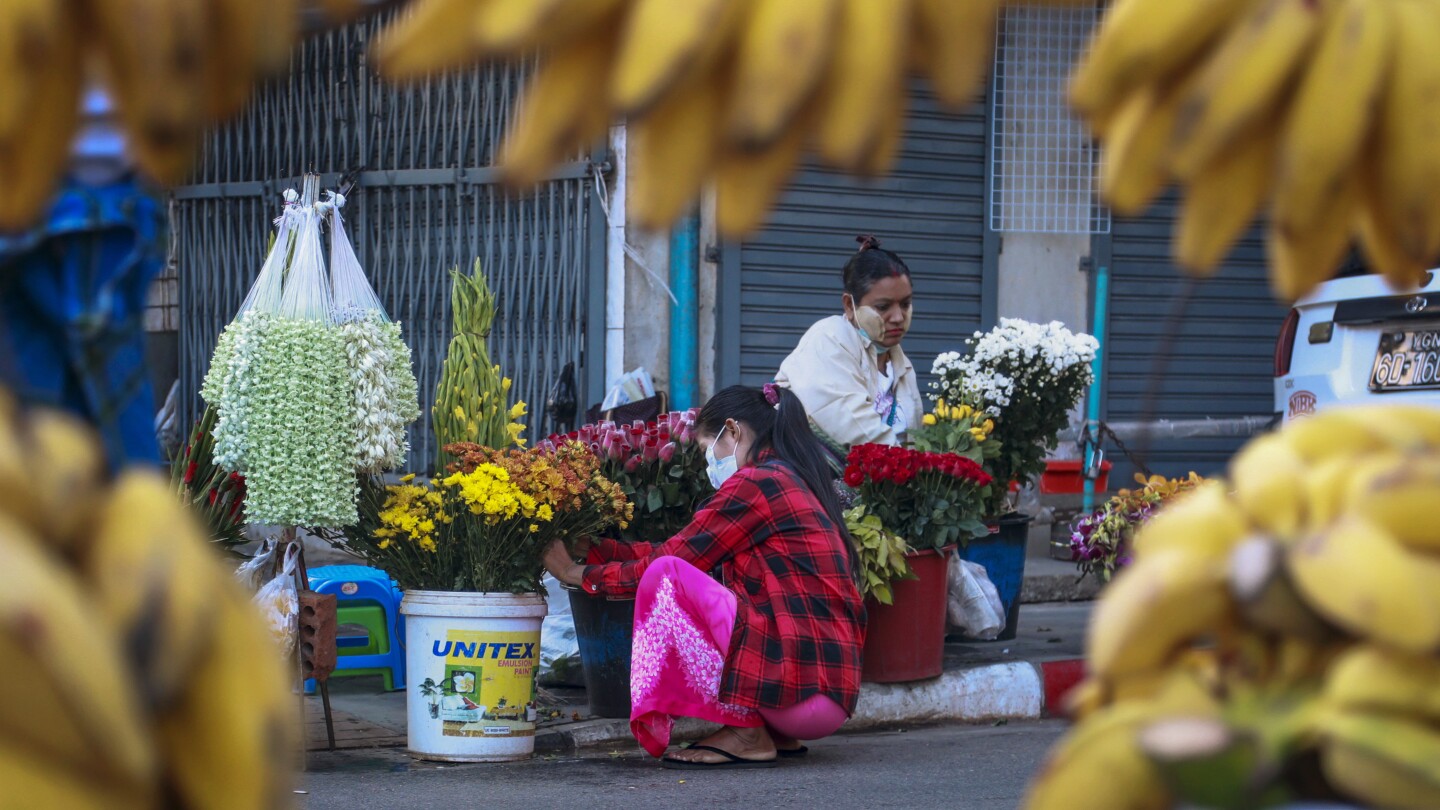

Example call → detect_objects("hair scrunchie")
763 383 781 407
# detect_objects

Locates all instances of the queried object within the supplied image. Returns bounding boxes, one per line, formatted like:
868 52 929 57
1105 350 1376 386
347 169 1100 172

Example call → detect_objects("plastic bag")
234 538 279 592
947 556 1006 641
254 542 300 656
327 202 389 324
539 574 582 686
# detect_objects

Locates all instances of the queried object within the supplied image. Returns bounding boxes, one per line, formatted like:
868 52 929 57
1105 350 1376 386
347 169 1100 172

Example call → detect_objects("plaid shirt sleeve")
580 471 768 597
587 537 654 564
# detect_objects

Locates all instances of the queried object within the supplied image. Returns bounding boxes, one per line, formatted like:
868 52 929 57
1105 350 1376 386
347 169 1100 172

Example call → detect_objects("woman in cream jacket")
776 236 923 451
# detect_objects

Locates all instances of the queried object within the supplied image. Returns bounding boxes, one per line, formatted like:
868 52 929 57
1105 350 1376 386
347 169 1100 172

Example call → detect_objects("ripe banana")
1087 548 1235 679
1370 0 1440 266
1174 116 1277 272
373 0 487 80
1286 516 1440 655
1340 454 1440 552
1228 432 1307 538
0 0 80 232
911 0 1002 109
1068 0 1250 119
715 109 810 237
629 70 725 229
1320 711 1440 810
1129 480 1248 560
814 0 913 172
726 0 840 150
1169 0 1328 181
1324 645 1440 723
609 0 736 115
1272 0 1393 234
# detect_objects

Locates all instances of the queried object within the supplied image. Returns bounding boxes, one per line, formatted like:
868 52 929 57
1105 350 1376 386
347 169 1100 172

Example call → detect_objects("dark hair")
696 385 856 573
843 234 912 302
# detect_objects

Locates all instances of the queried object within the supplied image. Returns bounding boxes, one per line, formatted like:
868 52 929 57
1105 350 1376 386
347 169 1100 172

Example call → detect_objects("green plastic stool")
331 603 397 691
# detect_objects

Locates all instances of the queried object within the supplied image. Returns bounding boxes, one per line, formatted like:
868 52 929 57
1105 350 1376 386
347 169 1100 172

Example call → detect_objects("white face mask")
705 425 739 489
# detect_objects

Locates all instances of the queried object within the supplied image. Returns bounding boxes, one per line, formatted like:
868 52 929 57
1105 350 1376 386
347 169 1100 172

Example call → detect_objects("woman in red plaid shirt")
543 384 865 768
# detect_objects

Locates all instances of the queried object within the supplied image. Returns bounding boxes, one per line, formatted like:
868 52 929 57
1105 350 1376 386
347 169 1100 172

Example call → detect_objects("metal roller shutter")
1101 197 1287 480
720 88 993 389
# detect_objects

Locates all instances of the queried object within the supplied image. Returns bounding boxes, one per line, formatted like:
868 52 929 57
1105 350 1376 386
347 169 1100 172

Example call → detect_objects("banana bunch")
1026 404 1440 810
373 0 1091 236
0 391 299 809
1075 0 1440 301
0 0 373 232
432 259 526 463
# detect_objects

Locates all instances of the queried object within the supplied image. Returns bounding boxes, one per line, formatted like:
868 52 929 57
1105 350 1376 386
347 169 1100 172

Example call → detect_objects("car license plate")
1371 329 1440 391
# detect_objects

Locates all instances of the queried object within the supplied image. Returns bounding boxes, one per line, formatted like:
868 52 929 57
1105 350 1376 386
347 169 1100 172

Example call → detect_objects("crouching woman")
542 384 866 768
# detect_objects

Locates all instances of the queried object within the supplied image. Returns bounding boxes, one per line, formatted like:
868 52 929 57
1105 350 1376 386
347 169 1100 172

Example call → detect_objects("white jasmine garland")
339 311 421 473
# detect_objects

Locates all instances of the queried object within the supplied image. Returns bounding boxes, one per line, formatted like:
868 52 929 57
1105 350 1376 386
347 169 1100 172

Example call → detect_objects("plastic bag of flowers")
327 201 421 473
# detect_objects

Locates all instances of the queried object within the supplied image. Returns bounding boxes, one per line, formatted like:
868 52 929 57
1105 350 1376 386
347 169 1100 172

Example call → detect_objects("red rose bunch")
542 410 713 543
845 444 994 551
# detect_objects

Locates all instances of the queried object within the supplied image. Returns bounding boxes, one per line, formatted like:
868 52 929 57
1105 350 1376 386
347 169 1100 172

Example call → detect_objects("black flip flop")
776 745 809 759
661 745 779 770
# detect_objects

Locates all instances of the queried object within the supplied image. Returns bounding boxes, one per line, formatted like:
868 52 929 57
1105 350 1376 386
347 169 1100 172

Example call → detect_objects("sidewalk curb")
537 657 1089 752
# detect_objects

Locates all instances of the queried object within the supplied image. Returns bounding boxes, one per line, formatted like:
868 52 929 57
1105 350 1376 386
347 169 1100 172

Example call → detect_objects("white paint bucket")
400 590 548 762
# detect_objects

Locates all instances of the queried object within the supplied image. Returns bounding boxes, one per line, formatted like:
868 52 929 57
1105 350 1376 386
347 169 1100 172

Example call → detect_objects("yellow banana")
0 512 157 790
0 736 150 810
1272 0 1392 234
1325 645 1440 722
814 0 912 171
475 0 622 53
1298 453 1359 529
715 113 809 237
0 0 80 232
1087 549 1235 679
861 89 908 178
1129 480 1248 560
1268 171 1359 302
373 0 487 81
1024 696 1196 810
0 0 65 141
629 68 725 229
1169 0 1327 181
1356 155 1428 291
1320 711 1440 810
0 408 105 549
1341 453 1440 553
911 0 1002 109
726 0 840 150
609 0 737 115
1370 0 1440 265
500 27 618 187
155 589 298 810
1098 76 1188 217
1228 432 1307 538
1068 0 1252 119
1174 117 1277 272
1286 516 1440 654
84 471 223 708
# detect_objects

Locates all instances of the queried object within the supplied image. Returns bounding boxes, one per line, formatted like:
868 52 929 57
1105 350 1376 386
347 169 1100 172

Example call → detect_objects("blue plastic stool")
305 565 406 693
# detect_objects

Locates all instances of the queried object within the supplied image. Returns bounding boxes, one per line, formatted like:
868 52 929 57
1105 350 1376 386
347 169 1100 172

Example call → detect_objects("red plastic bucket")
861 547 952 683
1038 460 1112 494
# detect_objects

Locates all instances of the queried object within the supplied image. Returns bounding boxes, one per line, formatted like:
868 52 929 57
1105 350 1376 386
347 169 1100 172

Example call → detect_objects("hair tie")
763 383 781 407
855 234 882 252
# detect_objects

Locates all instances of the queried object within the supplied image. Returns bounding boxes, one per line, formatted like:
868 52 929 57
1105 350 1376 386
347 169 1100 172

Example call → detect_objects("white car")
1275 267 1440 422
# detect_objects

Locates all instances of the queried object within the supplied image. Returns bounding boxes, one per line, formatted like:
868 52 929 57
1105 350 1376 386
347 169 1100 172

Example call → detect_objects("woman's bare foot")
664 725 777 764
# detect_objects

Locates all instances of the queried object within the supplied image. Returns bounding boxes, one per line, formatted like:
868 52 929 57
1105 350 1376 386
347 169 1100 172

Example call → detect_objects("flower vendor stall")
324 261 633 762
843 443 992 682
538 411 714 717
931 318 1098 640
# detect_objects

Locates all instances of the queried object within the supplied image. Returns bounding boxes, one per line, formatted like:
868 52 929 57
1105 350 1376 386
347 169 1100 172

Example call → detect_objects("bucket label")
416 629 540 739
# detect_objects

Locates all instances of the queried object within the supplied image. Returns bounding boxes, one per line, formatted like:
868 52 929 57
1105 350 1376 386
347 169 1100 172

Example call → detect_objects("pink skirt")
629 556 848 757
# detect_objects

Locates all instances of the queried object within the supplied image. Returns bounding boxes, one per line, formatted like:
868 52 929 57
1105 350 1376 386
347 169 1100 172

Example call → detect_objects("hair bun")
855 234 882 252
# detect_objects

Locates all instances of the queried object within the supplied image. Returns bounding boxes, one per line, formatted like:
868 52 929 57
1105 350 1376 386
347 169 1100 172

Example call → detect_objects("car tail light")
1275 308 1300 377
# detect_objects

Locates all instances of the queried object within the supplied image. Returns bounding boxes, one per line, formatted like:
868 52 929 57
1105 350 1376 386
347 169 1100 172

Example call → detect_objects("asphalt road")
300 720 1067 810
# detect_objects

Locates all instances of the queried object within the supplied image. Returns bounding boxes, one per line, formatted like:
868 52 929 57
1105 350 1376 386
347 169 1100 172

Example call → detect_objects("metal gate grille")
989 5 1109 234
173 13 600 470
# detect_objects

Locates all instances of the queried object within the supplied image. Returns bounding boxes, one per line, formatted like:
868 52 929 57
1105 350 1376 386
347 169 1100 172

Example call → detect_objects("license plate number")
1371 330 1440 391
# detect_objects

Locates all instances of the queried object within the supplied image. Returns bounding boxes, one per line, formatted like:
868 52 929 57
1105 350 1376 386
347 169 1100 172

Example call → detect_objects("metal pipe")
1059 415 1276 444
1082 263 1109 515
605 127 627 389
669 212 700 410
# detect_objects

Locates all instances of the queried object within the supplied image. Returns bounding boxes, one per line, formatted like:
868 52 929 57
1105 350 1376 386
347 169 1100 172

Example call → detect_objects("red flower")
183 461 198 485
843 466 864 487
